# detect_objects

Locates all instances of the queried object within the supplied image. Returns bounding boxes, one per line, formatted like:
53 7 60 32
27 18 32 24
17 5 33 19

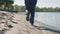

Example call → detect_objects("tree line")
36 7 60 12
0 0 60 12
12 5 60 12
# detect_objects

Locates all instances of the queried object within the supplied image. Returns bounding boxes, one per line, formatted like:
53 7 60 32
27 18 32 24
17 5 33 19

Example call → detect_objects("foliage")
0 0 14 9
0 0 60 12
12 5 60 12
0 4 60 12
35 7 60 12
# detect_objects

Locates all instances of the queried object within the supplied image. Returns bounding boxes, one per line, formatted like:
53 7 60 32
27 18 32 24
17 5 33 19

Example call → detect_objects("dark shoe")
26 15 29 21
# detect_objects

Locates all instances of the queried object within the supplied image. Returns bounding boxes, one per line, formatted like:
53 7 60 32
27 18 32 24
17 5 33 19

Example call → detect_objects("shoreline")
0 11 60 34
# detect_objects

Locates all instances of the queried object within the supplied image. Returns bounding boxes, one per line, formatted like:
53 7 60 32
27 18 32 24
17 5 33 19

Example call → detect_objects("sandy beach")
0 11 60 34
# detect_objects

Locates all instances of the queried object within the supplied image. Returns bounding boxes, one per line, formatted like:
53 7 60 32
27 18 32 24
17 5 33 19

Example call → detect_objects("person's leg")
29 0 37 25
30 10 35 25
25 0 37 25
25 0 31 21
26 11 30 21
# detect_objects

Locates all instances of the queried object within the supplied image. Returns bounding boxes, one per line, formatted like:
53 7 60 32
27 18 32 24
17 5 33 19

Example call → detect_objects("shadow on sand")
33 25 60 33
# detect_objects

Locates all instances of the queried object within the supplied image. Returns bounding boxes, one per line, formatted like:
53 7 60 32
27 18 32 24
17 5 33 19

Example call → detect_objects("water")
35 12 60 28
19 12 60 28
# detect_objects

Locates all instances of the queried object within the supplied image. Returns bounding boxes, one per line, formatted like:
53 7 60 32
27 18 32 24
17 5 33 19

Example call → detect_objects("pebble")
0 11 18 34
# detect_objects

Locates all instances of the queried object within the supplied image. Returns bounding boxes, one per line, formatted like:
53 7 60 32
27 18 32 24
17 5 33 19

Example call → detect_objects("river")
19 12 60 28
35 12 60 28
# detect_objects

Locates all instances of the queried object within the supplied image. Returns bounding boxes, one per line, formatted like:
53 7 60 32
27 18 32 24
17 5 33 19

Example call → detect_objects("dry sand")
0 11 60 34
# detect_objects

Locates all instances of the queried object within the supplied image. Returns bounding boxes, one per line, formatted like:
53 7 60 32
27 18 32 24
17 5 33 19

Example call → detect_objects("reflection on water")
35 12 60 28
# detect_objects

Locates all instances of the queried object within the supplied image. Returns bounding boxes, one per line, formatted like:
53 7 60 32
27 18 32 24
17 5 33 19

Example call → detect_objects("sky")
13 0 60 8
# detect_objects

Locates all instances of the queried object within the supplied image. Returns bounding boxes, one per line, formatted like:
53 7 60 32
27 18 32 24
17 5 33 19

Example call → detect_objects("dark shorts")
25 0 37 11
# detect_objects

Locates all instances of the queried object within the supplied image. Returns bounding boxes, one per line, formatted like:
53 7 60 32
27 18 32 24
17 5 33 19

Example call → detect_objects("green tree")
0 0 3 7
0 0 14 9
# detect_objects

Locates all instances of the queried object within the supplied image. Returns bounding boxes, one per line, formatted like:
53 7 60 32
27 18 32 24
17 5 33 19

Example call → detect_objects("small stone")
1 20 7 23
7 25 13 28
12 20 18 24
